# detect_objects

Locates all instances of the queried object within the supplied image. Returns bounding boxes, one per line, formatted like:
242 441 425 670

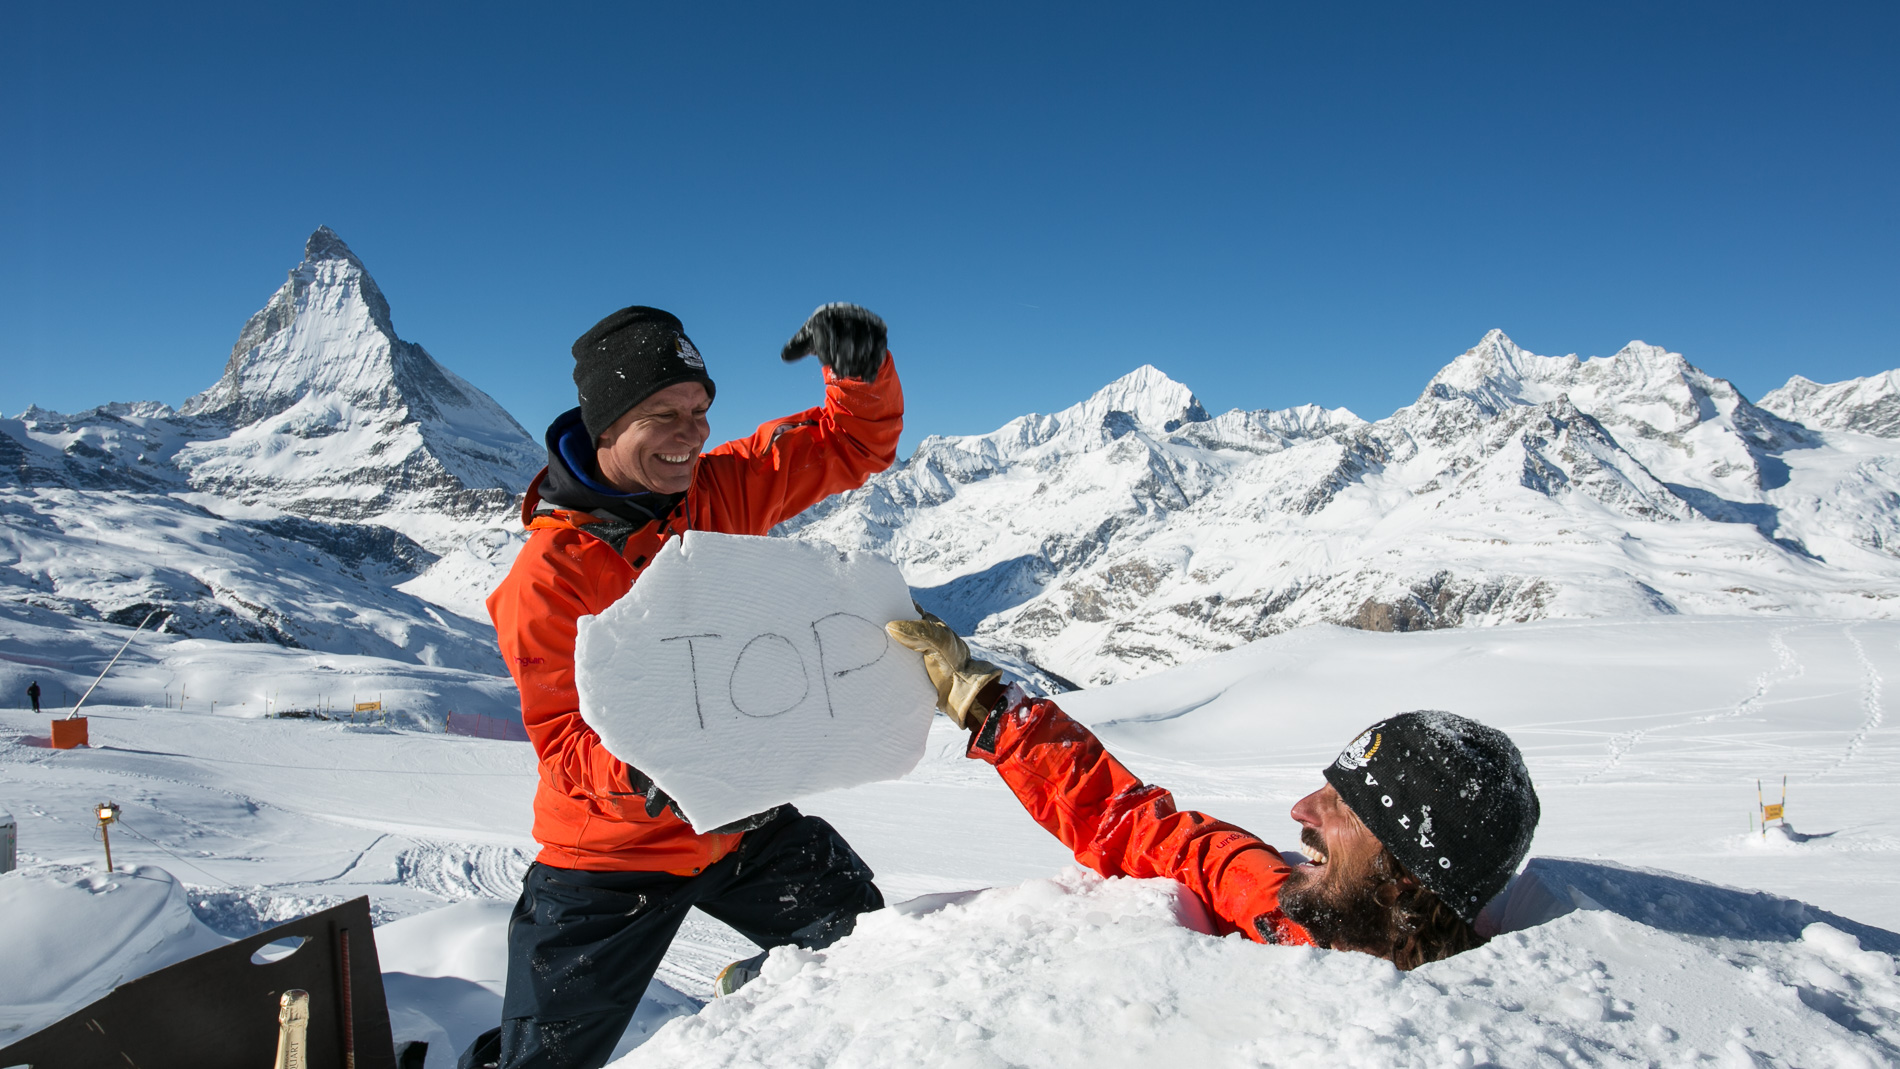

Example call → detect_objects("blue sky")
4 2 1895 456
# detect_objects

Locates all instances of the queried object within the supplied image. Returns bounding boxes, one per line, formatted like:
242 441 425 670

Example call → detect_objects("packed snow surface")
4 615 1898 1066
626 864 1900 1069
0 864 225 1039
576 532 937 832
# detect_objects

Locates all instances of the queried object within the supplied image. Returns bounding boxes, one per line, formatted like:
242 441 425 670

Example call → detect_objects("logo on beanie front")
1335 727 1384 771
676 336 705 369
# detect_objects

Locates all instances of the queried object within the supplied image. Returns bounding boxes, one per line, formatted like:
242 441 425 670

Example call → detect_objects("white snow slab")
576 532 937 832
619 863 1900 1069
0 865 227 1041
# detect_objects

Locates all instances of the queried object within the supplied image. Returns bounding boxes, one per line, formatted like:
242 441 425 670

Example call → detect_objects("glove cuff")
946 661 1004 730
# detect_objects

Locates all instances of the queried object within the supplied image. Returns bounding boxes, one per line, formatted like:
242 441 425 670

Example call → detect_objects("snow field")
626 865 1900 1069
0 600 521 729
4 615 1899 1065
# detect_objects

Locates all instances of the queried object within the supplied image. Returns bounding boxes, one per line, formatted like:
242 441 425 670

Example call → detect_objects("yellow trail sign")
354 701 382 713
1762 804 1784 821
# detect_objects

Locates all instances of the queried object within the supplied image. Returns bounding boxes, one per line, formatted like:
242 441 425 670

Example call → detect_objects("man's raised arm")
695 351 904 535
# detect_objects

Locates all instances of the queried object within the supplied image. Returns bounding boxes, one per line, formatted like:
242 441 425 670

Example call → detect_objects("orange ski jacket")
488 356 904 873
970 691 1315 946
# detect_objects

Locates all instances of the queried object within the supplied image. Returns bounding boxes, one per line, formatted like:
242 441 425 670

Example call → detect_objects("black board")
0 896 396 1069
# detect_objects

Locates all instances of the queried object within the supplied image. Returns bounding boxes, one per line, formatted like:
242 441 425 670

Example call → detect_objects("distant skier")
26 681 39 714
471 304 901 1069
888 617 1541 969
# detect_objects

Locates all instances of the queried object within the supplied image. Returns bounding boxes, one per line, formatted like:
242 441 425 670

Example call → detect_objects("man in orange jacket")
473 304 902 1069
888 618 1541 970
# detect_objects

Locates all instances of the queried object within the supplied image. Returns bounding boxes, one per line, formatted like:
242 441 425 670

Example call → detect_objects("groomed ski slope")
3 616 1898 1065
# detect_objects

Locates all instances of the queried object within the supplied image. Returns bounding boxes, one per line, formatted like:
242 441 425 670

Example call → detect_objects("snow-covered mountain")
0 228 540 669
785 330 1900 685
11 228 1900 694
176 226 540 521
1761 369 1900 437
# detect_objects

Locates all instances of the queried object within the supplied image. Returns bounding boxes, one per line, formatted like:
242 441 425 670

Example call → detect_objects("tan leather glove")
887 615 1004 730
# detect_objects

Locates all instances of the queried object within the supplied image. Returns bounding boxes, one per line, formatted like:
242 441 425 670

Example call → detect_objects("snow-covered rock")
785 330 1900 685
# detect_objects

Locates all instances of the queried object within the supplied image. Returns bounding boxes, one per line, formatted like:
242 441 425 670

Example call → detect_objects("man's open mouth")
657 453 693 464
1298 830 1328 867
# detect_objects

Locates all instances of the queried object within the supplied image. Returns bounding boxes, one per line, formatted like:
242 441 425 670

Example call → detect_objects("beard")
1277 828 1394 953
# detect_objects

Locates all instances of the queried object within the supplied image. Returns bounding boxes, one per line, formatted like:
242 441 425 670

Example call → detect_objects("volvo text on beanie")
572 306 718 440
1322 711 1540 924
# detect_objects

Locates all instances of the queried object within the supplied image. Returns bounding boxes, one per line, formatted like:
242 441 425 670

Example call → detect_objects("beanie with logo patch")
572 306 718 440
1323 711 1540 924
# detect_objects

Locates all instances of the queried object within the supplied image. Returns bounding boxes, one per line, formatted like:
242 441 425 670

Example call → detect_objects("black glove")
780 303 887 381
707 806 785 835
626 767 686 822
629 767 781 834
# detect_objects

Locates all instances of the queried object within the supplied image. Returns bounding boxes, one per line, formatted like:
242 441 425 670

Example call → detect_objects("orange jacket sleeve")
691 353 904 535
969 693 1313 945
489 525 646 812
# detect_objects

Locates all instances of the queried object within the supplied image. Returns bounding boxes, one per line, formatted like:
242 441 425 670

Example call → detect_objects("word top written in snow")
575 531 938 833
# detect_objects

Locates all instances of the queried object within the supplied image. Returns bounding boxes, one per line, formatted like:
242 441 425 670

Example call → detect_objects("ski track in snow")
394 842 534 900
1824 624 1886 776
1579 623 1806 784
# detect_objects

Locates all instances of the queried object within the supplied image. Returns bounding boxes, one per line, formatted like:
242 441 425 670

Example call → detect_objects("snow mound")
0 865 226 1043
576 532 938 832
622 863 1900 1069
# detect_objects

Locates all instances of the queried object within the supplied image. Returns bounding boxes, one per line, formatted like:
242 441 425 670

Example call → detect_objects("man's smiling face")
595 381 712 495
1278 782 1396 952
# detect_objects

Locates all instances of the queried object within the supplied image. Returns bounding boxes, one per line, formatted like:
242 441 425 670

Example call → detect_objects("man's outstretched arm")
968 691 1310 944
887 618 1310 945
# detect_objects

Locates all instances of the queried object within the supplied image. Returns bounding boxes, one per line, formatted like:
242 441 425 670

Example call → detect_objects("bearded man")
888 618 1541 968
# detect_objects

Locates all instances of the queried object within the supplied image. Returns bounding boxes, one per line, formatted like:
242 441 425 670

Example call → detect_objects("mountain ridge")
784 331 1900 685
8 233 1900 692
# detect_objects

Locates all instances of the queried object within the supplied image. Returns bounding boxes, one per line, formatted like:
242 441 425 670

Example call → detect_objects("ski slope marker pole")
95 801 120 871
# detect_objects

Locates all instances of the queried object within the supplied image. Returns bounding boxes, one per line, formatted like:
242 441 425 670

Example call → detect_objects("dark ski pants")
486 809 882 1069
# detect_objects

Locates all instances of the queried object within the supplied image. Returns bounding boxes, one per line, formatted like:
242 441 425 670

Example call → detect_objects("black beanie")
572 306 718 440
1323 711 1540 924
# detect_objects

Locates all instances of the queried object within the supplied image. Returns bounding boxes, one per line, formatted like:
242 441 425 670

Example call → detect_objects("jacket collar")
535 407 685 528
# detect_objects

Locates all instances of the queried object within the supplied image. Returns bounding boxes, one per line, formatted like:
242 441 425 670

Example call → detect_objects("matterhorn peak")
180 228 414 424
303 224 359 264
166 228 540 520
